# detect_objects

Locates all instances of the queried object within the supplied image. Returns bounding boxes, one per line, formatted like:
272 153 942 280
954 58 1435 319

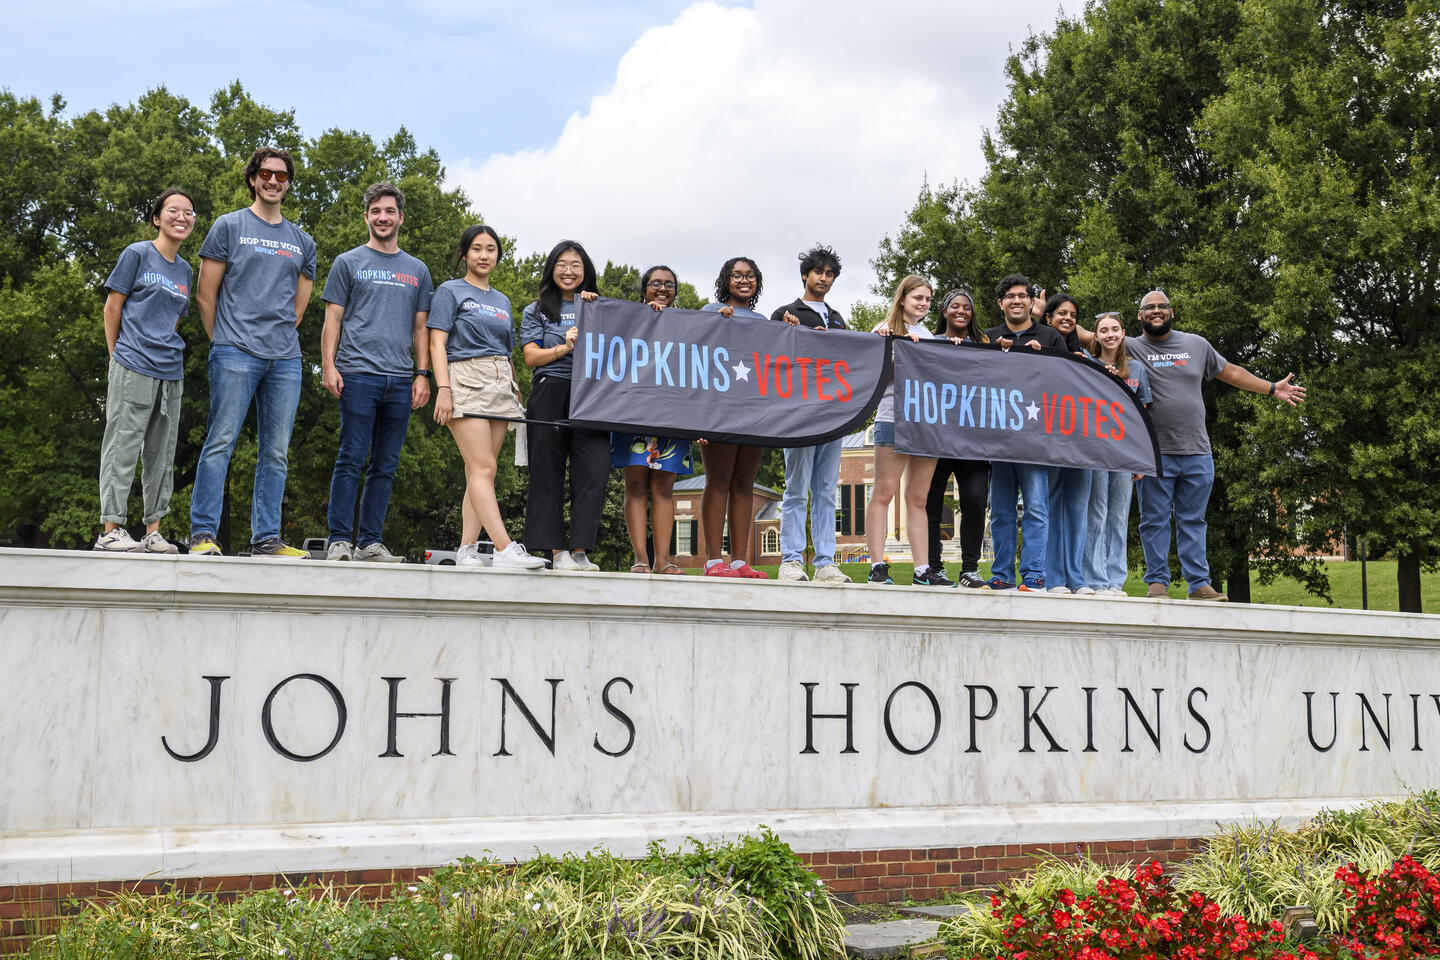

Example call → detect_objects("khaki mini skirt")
448 355 523 420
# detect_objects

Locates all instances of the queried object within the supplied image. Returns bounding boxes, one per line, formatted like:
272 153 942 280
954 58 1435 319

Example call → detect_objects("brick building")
669 476 782 569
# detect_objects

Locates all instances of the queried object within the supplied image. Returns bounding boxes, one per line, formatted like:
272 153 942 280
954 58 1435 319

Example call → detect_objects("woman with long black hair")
521 240 607 571
923 289 991 588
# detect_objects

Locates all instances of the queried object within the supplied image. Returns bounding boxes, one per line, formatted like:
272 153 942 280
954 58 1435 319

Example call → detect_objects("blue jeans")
989 462 1049 585
1136 453 1214 589
190 344 302 544
781 438 842 567
1085 470 1133 590
328 372 412 547
1045 466 1092 590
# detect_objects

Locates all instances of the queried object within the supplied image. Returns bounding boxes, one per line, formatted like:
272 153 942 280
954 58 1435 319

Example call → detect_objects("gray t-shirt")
322 245 435 377
199 208 316 360
104 240 191 380
520 299 580 380
427 280 514 361
700 301 767 320
1125 330 1226 456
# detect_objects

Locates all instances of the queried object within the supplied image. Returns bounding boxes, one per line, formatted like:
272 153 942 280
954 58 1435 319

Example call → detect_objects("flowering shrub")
958 860 1319 960
1334 855 1440 959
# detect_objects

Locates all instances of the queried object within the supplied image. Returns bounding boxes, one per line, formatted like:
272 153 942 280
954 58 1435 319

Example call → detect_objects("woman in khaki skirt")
428 225 546 569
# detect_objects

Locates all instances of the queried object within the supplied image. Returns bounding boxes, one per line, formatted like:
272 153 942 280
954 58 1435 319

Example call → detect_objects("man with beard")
1126 290 1306 601
319 182 435 562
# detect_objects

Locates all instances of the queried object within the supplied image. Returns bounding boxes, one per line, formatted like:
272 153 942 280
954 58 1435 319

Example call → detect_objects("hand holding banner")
568 298 891 445
893 339 1162 475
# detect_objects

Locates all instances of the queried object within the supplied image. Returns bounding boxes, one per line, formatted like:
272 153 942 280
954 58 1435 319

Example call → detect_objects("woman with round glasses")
612 265 693 574
696 257 769 577
521 240 608 571
923 289 991 587
94 188 198 554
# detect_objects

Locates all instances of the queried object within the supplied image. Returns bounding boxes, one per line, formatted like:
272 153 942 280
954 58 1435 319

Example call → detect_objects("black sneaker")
957 570 986 589
913 567 954 586
867 562 893 584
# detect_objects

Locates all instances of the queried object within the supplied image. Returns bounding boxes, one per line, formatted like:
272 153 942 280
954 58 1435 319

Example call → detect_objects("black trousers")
525 376 611 552
926 457 990 570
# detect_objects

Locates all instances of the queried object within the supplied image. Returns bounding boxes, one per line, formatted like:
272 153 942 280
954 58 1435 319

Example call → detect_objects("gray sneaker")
326 541 354 561
777 560 808 581
140 531 179 554
812 564 851 583
354 542 403 563
94 528 142 552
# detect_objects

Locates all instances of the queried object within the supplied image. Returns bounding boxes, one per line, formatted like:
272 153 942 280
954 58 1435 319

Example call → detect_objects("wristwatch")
415 368 431 378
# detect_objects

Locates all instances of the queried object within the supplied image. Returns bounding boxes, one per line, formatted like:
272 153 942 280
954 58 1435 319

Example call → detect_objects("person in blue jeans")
981 274 1065 592
1126 290 1306 600
319 182 434 562
1084 312 1151 595
772 244 850 584
189 146 316 558
1039 292 1095 593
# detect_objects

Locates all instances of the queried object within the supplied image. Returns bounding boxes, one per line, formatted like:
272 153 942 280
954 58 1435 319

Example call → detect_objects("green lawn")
702 559 1435 612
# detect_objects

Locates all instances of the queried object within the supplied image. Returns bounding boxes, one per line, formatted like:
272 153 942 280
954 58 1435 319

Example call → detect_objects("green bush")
26 830 843 960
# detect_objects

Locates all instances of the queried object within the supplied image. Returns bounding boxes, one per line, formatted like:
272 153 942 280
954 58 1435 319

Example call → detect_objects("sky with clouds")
7 0 1071 312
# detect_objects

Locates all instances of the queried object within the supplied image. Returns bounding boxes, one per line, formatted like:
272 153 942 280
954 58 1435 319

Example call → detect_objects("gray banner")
568 298 891 445
893 339 1161 475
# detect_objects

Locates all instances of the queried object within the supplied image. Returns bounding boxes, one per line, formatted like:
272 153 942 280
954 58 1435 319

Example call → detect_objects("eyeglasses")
163 207 197 220
1095 311 1120 320
1001 293 1030 302
646 280 677 290
730 272 757 282
1140 303 1171 313
255 168 290 183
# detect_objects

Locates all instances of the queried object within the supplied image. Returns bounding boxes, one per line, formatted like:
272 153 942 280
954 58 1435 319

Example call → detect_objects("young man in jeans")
771 244 850 583
189 146 316 558
982 274 1065 592
319 182 434 562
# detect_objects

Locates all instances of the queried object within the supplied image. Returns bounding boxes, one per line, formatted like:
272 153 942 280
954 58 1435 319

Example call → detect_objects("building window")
854 484 867 536
721 521 730 556
838 485 851 535
761 528 780 555
674 519 693 556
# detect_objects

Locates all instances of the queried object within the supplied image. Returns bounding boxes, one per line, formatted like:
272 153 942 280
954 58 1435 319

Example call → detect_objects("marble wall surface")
1 549 1436 882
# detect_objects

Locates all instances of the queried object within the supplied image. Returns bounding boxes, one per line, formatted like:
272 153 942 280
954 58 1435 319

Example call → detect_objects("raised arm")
1216 363 1307 406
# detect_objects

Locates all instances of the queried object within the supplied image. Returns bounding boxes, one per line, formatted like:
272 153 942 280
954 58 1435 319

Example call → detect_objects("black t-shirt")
983 321 1067 350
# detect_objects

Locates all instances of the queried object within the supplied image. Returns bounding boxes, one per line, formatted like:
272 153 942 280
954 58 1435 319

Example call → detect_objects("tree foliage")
873 0 1439 609
0 83 704 567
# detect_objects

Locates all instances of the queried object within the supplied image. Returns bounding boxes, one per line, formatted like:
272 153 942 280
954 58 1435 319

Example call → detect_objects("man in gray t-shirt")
189 146 316 559
1126 290 1306 601
319 182 435 562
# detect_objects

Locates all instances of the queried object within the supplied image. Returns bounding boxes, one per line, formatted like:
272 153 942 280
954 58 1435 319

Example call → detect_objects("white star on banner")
1026 400 1040 421
731 360 751 382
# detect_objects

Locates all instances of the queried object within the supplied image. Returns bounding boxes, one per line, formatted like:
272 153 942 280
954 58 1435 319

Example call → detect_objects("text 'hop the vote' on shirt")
520 299 581 379
199 209 317 360
321 246 435 377
104 241 192 381
426 280 514 361
1125 331 1225 456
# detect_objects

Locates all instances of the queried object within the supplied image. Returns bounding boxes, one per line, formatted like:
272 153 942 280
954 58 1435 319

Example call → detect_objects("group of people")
96 147 1306 598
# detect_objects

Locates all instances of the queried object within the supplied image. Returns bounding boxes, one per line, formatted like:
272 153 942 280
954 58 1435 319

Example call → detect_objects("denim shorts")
872 420 895 447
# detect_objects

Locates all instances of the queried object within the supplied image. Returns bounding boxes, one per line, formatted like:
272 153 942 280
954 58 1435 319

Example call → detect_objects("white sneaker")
1074 586 1097 596
1104 586 1129 597
355 542 403 563
812 564 851 583
94 528 142 552
571 552 600 571
1047 585 1072 594
139 531 179 554
456 542 487 567
493 542 547 570
551 549 579 571
777 560 808 582
327 540 353 561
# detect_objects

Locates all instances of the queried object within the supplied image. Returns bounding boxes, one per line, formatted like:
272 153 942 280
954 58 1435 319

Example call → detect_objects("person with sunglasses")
611 265 694 574
189 146 316 558
94 189 197 554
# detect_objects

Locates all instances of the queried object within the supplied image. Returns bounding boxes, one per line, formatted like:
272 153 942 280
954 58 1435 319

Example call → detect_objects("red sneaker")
704 562 740 577
732 562 769 579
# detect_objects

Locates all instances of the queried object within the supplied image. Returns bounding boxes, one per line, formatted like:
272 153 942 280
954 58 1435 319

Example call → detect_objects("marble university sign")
1 549 1437 886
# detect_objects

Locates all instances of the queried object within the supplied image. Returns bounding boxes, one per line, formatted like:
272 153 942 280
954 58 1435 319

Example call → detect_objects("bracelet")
437 385 451 391
415 368 431 378
1268 381 1276 396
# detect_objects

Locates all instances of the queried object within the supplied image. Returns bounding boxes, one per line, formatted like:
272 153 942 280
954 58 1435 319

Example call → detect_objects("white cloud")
452 0 1069 313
